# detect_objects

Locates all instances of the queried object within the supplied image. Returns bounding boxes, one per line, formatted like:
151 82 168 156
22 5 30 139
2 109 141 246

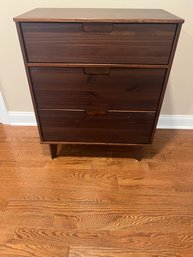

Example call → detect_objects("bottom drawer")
39 110 156 144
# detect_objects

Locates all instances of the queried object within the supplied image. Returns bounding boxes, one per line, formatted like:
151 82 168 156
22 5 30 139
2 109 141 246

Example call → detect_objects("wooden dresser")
14 8 184 159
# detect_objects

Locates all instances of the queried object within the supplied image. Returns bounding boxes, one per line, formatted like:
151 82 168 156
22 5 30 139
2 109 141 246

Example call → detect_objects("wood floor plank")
0 243 69 257
0 213 53 228
0 173 118 191
5 188 193 214
46 157 92 169
0 187 119 203
17 150 50 161
0 167 44 178
53 214 193 233
0 160 49 168
117 176 173 187
0 166 117 179
147 162 191 179
0 188 116 203
69 247 175 257
9 228 193 250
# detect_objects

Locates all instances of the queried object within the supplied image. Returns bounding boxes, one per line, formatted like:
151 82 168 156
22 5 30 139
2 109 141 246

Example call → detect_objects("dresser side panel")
15 22 44 141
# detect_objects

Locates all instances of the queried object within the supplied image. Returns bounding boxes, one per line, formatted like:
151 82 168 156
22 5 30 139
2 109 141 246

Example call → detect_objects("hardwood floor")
0 124 193 256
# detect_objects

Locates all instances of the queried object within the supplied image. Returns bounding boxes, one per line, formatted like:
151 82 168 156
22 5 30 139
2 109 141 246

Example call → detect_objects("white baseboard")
8 112 37 126
157 115 193 129
7 112 193 129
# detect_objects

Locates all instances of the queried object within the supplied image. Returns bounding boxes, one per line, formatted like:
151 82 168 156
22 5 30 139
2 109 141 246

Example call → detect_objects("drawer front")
22 22 176 64
30 67 166 111
39 110 156 144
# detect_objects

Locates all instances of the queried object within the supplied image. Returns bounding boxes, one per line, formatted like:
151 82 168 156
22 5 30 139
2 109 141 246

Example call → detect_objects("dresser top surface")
14 8 184 23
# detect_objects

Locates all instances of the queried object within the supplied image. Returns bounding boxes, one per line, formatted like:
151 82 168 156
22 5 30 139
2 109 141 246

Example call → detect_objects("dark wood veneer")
21 22 176 64
30 67 166 111
14 8 184 159
39 110 156 144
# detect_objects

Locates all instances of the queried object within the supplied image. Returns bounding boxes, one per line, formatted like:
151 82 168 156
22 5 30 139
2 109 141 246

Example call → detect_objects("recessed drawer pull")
83 67 111 75
82 22 113 33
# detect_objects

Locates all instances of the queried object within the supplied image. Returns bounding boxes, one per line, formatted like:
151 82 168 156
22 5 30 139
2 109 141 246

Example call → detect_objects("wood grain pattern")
54 214 193 233
39 110 156 144
69 247 175 257
10 228 193 250
1 125 193 256
5 196 193 216
0 173 118 190
21 23 176 64
0 243 69 257
0 188 119 203
0 213 53 228
30 67 166 111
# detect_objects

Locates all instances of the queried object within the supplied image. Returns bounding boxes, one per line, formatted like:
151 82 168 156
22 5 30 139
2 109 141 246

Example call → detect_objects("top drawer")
21 22 176 64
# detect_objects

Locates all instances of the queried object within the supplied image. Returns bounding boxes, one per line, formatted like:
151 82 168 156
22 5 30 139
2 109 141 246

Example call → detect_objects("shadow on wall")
161 28 193 116
0 80 9 124
160 78 173 115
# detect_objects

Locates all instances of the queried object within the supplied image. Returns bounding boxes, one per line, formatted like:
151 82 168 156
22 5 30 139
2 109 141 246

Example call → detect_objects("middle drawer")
30 67 166 111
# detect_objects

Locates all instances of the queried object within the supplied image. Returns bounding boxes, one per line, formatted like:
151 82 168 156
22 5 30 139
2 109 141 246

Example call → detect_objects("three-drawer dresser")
14 8 184 159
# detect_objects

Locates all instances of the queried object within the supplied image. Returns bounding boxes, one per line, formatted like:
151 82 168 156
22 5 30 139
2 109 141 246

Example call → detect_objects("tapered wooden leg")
135 146 142 161
49 144 57 159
